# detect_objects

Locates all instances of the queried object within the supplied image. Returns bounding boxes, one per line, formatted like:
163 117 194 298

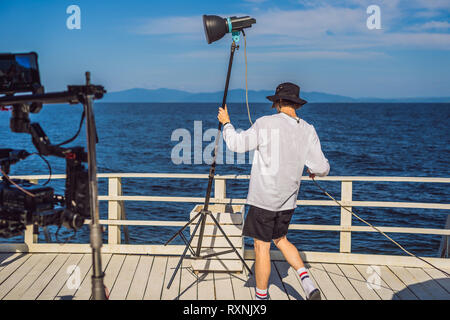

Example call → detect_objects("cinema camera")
0 52 103 239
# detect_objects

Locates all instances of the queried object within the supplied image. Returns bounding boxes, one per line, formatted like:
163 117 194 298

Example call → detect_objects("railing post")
24 178 38 249
340 181 352 253
108 177 122 244
214 177 226 202
24 224 37 248
439 214 450 258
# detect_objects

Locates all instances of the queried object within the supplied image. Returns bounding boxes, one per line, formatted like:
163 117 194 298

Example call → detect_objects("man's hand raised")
218 104 230 125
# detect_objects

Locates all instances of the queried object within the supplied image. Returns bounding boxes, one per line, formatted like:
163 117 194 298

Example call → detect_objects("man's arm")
218 105 258 153
305 127 330 177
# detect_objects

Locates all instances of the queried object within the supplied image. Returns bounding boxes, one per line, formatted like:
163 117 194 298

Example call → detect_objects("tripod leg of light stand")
207 211 253 274
164 211 203 246
166 212 203 289
84 73 106 300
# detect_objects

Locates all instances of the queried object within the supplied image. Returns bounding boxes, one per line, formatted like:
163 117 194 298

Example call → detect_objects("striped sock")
297 267 316 297
255 288 268 300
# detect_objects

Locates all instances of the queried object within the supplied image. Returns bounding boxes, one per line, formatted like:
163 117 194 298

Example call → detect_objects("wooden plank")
55 253 92 300
0 253 22 272
0 254 44 299
190 224 243 236
191 204 244 215
19 254 71 300
96 195 450 210
370 265 416 300
108 177 123 244
0 254 32 285
230 267 253 300
422 268 450 293
126 255 154 300
322 264 361 300
339 181 352 253
190 211 243 225
13 173 450 183
37 254 84 300
190 260 244 272
214 272 234 300
161 257 181 300
109 255 140 300
62 254 112 300
15 245 449 269
3 254 57 300
192 248 245 260
405 267 450 300
267 262 289 300
389 266 435 300
307 263 344 300
191 236 242 248
338 264 381 300
178 259 198 300
354 265 397 300
288 224 450 235
144 256 167 300
98 254 126 300
197 272 215 300
245 250 450 269
243 260 256 300
273 261 306 300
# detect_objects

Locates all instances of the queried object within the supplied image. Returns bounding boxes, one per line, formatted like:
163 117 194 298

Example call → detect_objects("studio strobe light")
203 15 256 44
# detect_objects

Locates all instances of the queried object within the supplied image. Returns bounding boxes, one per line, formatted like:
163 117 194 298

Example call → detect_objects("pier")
1 173 449 300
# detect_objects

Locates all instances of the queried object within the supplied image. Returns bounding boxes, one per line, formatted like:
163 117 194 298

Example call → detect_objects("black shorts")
242 205 295 242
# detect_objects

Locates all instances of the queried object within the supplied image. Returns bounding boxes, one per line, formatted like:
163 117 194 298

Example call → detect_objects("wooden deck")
0 253 448 300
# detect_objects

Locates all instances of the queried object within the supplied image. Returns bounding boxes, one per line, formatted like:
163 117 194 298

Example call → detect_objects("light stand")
164 39 252 289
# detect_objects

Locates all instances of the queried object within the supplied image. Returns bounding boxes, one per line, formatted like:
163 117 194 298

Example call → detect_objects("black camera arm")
0 80 105 160
0 83 106 106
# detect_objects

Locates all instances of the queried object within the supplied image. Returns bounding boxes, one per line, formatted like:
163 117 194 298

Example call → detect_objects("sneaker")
307 288 321 300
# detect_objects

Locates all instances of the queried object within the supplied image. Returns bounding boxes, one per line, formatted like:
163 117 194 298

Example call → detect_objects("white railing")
4 173 450 267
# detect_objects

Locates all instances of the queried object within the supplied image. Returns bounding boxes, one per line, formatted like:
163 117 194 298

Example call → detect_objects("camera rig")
0 79 104 237
0 52 107 299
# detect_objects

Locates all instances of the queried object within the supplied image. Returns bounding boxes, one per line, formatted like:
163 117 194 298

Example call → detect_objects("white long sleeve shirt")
222 112 330 211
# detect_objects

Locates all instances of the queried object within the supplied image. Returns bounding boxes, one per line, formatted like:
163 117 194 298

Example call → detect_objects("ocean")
1 102 449 257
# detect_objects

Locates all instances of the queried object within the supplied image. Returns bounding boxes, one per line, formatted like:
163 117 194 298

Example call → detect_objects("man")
217 82 330 300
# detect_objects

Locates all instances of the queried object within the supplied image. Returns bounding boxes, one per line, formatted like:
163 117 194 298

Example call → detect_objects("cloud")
131 2 450 54
244 0 268 3
133 16 203 35
410 0 450 10
408 21 450 31
178 49 389 61
252 7 367 36
246 50 390 60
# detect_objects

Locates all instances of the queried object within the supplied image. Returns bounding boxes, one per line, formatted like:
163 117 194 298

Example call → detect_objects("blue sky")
0 0 449 98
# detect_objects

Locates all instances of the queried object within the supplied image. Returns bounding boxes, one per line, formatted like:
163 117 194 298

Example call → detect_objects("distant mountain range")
100 88 450 103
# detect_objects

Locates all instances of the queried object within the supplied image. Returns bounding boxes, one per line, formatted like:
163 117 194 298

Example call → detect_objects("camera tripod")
164 40 252 289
